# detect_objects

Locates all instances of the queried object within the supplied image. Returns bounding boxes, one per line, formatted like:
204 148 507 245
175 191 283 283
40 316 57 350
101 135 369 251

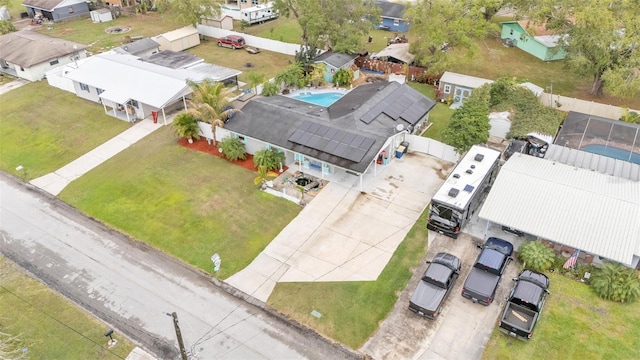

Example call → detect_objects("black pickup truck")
499 270 550 341
461 237 513 306
409 252 461 319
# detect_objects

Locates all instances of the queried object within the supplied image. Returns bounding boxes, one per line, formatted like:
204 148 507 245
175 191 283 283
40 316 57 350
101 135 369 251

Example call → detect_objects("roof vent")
470 164 476 169
474 153 484 162
453 173 460 178
448 188 459 197
465 169 473 174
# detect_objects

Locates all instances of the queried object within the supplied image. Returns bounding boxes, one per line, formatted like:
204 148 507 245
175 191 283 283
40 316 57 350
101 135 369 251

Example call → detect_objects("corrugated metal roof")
479 154 640 265
372 43 414 64
439 71 493 89
545 145 640 181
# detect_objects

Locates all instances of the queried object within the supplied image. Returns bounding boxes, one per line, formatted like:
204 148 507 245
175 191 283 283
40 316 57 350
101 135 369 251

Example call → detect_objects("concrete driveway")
226 152 452 302
361 232 520 360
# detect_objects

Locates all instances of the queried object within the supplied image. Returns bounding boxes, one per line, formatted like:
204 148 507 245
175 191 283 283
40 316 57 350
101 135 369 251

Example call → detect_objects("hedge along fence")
197 25 302 55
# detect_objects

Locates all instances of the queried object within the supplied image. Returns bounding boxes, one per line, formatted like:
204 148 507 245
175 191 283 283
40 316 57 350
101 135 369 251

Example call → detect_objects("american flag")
563 249 580 269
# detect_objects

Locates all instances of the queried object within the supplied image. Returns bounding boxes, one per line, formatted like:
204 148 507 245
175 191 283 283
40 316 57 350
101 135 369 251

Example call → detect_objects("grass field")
407 82 454 142
0 257 134 359
0 82 130 180
267 210 429 349
58 126 300 278
186 40 294 84
482 273 640 360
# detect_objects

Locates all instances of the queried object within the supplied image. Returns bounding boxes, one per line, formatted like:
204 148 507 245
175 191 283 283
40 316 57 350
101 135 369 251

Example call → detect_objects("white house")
0 31 87 81
48 51 241 124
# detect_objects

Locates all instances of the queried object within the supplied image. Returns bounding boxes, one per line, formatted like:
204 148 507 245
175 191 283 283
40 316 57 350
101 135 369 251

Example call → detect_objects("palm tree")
173 111 200 143
186 80 240 146
246 71 267 94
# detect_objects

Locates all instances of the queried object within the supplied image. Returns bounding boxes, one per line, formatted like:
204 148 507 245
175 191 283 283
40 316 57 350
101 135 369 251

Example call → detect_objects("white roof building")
479 153 640 267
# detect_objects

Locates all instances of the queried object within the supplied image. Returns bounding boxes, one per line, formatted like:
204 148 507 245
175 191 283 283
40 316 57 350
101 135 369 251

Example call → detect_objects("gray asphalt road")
0 174 359 360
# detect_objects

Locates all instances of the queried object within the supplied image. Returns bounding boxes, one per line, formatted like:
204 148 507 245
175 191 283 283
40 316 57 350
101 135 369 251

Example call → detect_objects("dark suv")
217 35 246 49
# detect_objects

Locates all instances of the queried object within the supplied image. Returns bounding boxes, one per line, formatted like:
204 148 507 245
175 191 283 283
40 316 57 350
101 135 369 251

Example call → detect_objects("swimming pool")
291 92 345 107
582 144 640 165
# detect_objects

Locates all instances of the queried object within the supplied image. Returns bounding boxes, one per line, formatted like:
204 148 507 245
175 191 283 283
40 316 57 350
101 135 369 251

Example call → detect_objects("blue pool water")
582 144 640 165
292 92 345 107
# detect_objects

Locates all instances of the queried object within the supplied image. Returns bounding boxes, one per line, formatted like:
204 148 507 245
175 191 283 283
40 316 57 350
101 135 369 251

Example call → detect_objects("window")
393 19 400 26
265 144 271 150
49 59 59 66
68 7 74 14
130 100 139 109
79 83 90 92
238 135 246 143
252 0 258 4
96 88 104 95
443 84 451 94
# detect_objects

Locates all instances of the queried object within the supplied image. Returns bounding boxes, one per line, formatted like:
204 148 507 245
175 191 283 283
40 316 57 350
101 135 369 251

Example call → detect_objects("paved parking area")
361 232 519 360
226 152 452 302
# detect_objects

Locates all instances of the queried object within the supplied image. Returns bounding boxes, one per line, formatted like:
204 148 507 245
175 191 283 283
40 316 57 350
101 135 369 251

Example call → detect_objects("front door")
453 87 472 106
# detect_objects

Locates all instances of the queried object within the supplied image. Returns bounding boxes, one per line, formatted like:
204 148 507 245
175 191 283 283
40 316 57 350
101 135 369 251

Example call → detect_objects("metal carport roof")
478 153 640 266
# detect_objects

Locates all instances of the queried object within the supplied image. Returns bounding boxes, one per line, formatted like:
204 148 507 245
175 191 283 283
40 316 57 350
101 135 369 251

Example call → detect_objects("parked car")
498 270 550 341
409 252 461 319
461 237 513 306
217 35 246 49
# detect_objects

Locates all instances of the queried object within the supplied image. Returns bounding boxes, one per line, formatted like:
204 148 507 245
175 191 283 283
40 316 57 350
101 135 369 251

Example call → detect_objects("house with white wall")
0 31 86 81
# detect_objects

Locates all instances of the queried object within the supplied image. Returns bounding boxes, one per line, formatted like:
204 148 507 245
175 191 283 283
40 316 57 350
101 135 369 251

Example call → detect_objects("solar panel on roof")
300 132 313 143
315 125 330 137
308 135 322 148
298 121 312 131
342 132 356 144
324 140 339 153
308 122 321 133
350 135 365 148
463 185 475 192
324 127 338 139
360 137 375 149
289 130 304 142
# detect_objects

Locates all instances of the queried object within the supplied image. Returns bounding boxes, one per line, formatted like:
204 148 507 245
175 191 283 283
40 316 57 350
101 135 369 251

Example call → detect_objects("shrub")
218 137 246 161
590 262 640 303
261 81 279 97
173 112 200 141
333 68 353 87
253 148 285 172
517 240 556 272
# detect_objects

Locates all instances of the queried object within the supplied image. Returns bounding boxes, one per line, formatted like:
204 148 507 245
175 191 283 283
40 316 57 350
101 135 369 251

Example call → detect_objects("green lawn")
33 10 185 54
186 40 294 83
0 257 135 359
58 126 300 278
483 272 640 360
0 82 130 180
240 17 304 44
267 210 429 349
407 82 454 142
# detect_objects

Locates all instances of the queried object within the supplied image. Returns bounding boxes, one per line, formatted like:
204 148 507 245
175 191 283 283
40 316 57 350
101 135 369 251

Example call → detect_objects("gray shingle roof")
313 51 358 68
224 81 436 173
376 0 406 19
0 31 87 68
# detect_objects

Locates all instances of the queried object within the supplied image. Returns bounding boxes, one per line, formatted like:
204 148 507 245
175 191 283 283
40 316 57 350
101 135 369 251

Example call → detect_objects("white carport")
479 153 640 267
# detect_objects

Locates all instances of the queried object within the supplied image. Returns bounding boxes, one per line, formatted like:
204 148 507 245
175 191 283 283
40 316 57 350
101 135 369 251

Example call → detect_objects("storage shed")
437 71 493 108
153 25 200 52
90 8 112 23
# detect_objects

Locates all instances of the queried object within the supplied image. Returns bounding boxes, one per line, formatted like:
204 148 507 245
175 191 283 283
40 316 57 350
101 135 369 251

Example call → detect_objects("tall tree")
441 85 491 153
512 0 640 98
187 80 239 145
173 0 224 26
406 0 494 74
273 0 379 53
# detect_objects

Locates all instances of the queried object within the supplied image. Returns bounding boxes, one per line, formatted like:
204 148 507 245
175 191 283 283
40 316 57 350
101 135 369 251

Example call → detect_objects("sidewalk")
0 78 29 96
30 119 163 195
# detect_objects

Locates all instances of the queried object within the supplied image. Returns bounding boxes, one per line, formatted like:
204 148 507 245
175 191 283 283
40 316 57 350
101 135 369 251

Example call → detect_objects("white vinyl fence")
197 25 302 55
540 92 640 119
405 134 459 163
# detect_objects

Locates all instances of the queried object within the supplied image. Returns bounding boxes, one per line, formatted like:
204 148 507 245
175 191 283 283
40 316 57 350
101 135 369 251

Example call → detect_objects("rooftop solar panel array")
359 86 431 125
289 120 376 162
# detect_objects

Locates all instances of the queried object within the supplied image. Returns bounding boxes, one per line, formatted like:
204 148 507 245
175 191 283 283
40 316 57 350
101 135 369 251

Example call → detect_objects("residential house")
437 71 493 107
47 51 241 124
375 0 408 32
153 25 201 52
313 51 359 83
22 0 89 22
0 31 86 81
500 21 567 61
479 152 640 269
221 81 436 189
